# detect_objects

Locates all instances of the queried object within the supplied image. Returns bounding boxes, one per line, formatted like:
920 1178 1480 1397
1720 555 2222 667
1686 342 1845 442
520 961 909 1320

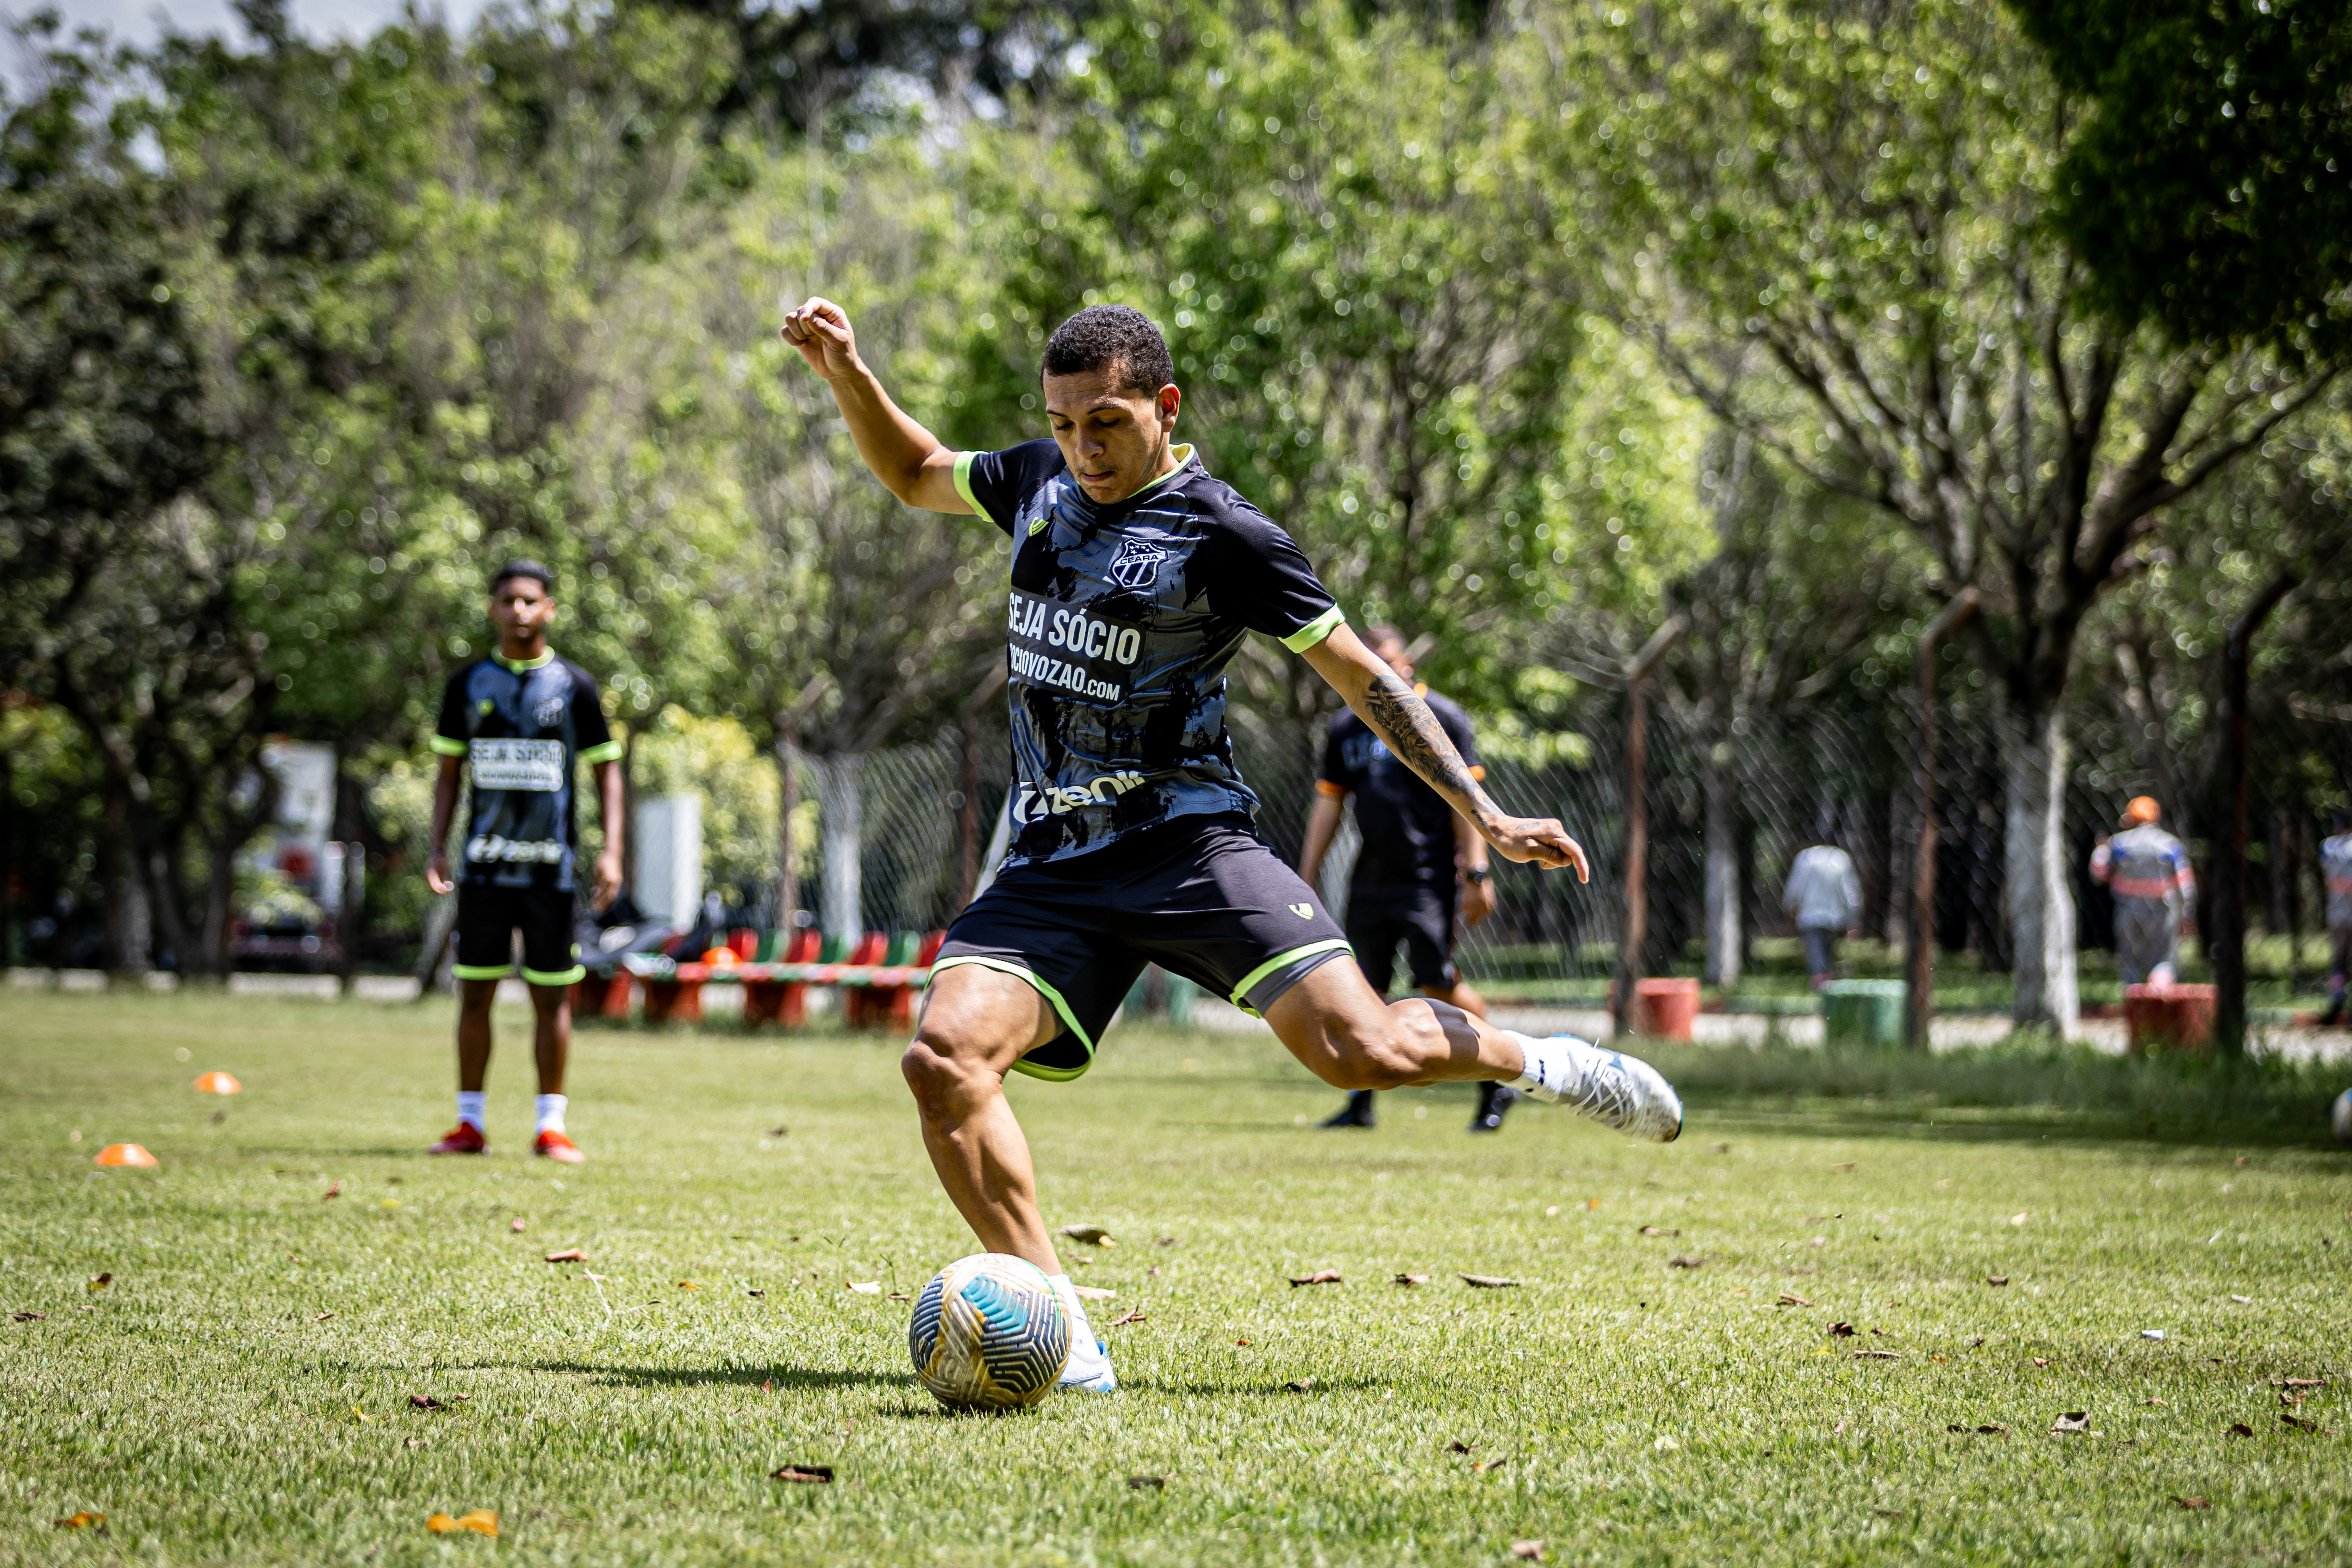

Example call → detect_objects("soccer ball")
908 1253 1072 1411
2333 1088 2352 1146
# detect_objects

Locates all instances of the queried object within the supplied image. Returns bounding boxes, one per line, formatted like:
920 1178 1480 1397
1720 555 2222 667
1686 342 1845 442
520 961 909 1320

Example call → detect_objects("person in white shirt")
1784 840 1861 990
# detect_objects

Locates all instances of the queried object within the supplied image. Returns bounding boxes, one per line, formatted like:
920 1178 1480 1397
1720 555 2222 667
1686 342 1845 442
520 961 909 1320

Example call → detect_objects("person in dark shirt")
423 560 624 1163
781 295 1683 1397
1300 628 1513 1132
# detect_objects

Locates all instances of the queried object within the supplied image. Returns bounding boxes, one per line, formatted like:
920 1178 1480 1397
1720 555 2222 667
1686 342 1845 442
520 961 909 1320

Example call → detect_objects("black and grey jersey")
954 440 1345 868
431 652 620 892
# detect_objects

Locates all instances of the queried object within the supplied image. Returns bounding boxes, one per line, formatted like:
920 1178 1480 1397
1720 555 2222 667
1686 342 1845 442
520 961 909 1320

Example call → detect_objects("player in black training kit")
782 296 1683 1395
1300 627 1515 1133
423 561 624 1163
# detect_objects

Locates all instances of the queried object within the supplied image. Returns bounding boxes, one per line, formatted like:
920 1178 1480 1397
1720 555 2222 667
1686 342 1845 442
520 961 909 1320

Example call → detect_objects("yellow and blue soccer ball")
908 1253 1072 1411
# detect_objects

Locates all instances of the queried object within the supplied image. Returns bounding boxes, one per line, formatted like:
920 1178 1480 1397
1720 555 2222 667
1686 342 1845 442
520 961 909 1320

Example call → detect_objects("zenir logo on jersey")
1105 535 1169 591
533 694 566 728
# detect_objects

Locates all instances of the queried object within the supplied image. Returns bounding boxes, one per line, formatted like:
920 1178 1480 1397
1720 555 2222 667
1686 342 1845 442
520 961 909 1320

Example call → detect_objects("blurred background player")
2091 796 2195 988
2322 809 2352 1026
1782 836 1861 990
424 561 624 1162
1299 627 1509 1132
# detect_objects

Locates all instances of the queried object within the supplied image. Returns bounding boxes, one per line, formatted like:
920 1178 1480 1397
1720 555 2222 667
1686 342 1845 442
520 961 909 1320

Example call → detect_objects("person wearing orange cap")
2091 797 2195 987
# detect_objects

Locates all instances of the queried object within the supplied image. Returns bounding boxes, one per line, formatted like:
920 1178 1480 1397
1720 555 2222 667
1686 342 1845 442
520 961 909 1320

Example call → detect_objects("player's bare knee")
901 1031 994 1120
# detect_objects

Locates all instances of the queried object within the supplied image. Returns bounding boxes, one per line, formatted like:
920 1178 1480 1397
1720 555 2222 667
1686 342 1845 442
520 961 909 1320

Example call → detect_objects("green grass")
3 992 2349 1566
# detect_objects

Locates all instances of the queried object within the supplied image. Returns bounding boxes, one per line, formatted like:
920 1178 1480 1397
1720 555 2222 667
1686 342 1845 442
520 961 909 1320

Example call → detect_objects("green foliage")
2011 0 2352 356
628 707 782 907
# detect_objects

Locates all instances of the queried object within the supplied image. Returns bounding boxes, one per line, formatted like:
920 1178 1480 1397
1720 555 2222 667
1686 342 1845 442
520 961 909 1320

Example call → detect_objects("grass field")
3 992 2349 1566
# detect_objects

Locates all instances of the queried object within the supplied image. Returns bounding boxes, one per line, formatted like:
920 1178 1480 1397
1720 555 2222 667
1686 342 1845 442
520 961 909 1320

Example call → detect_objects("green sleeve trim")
452 962 515 982
952 451 995 526
1281 605 1346 653
522 964 587 988
429 735 469 757
928 954 1095 1078
577 740 623 765
1228 938 1356 1014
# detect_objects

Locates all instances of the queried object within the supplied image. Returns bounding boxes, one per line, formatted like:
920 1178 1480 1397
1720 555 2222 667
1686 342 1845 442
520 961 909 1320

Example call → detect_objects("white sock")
535 1094 567 1136
1505 1030 1560 1096
1046 1272 1100 1350
456 1090 486 1131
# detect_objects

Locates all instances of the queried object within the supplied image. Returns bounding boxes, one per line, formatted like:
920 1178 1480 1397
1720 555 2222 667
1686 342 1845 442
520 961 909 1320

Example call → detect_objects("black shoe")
1468 1082 1518 1133
1319 1090 1377 1129
2324 998 2346 1028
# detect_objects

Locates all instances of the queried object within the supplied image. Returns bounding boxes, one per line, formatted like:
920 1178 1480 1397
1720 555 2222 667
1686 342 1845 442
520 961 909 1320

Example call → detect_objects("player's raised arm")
780 297 970 515
1301 626 1590 882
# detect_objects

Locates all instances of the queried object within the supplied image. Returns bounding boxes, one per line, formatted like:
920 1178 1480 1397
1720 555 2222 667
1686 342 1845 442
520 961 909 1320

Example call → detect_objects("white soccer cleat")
1058 1335 1119 1394
1512 1034 1683 1143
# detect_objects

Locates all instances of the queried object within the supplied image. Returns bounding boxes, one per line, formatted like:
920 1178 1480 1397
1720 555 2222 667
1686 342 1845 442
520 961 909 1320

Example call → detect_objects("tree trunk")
101 787 151 977
200 831 241 980
2000 700 2078 1033
1702 752 1741 988
777 731 801 933
819 752 863 943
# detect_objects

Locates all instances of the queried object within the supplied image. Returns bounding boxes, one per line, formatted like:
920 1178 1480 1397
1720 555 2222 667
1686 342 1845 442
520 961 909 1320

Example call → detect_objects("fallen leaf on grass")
1870 1508 1904 1519
1830 1323 1856 1337
1284 1377 1317 1392
677 1280 699 1291
1965 1336 1986 1348
52 1512 105 1531
2140 1329 2166 1341
2050 1412 2092 1436
1235 1339 1251 1347
1108 1309 1147 1327
323 1182 342 1201
2010 1213 2028 1226
1393 1274 1429 1287
1709 1142 1730 1154
404 1437 427 1450
1448 1440 1475 1454
12 1312 44 1322
76 1303 96 1312
1059 1224 1115 1247
767 1126 787 1137
1872 1328 1898 1340
1639 1226 1679 1238
2281 1377 2328 1389
2171 1496 2210 1511
1510 1541 1546 1561
846 1282 882 1295
2031 1358 2051 1369
1155 1237 1177 1247
1854 1349 1903 1360
1986 1276 2009 1286
887 1292 912 1301
2228 1423 2254 1437
2229 1293 2251 1304
2280 1413 2334 1433
1289 1271 1343 1287
351 1407 370 1423
1459 1274 1519 1288
543 1249 587 1264
1947 1424 2008 1436
771 1466 834 1484
2146 1397 2167 1407
509 1218 525 1233
1778 1293 1816 1308
410 1395 448 1412
1667 1256 1705 1269
87 1274 111 1292
1126 1475 1165 1490
1473 1454 1512 1472
1072 1285 1116 1301
747 1289 765 1299
1829 1162 1856 1173
425 1509 499 1537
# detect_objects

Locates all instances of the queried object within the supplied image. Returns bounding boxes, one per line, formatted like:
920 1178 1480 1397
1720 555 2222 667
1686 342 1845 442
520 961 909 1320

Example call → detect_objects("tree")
1556 0 2344 1029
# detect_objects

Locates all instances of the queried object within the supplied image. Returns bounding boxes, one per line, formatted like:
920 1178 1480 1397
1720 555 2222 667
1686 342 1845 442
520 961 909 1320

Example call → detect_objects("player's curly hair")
1042 305 1175 397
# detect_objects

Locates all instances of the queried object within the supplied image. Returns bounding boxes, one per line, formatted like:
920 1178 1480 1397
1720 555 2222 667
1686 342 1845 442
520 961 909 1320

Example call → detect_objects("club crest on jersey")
533 694 566 728
1104 535 1169 590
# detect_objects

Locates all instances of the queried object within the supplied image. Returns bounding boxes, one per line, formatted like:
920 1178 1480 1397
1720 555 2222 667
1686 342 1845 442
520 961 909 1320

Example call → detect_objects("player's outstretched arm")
780 297 970 515
1303 626 1589 881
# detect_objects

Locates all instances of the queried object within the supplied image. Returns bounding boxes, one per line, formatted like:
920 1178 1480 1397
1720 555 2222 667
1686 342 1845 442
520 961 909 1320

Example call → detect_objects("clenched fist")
780 297 862 381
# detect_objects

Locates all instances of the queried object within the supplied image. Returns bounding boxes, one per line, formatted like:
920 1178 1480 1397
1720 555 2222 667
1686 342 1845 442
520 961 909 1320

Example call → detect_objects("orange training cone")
193 1071 242 1095
94 1144 159 1168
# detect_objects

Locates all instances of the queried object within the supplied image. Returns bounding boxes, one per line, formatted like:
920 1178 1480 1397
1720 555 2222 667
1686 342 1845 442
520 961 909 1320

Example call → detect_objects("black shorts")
1346 880 1458 995
453 883 584 987
936 814 1352 1081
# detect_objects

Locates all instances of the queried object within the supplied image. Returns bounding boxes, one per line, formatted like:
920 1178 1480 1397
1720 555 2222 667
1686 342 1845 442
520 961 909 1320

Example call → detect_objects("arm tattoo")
1361 671 1489 814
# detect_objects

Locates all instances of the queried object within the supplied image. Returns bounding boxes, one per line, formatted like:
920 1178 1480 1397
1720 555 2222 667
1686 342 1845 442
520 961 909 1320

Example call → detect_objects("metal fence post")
1907 589 1979 1051
2216 572 2298 1057
1612 617 1686 1034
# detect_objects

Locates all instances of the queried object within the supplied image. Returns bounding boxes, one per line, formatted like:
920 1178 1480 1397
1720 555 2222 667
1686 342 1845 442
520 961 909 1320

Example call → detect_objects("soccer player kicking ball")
423 560 625 1163
781 299 1682 1395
